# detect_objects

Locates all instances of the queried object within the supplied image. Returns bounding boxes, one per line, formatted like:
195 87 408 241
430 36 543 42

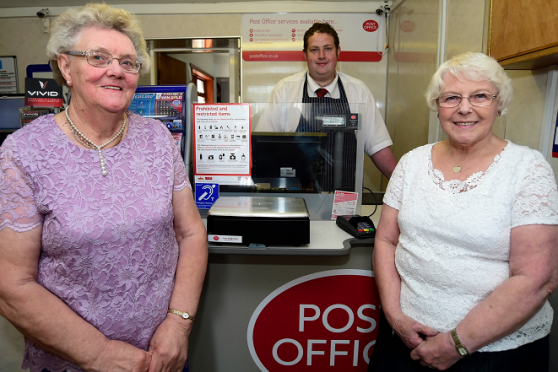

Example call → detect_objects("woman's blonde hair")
425 52 512 114
46 3 150 86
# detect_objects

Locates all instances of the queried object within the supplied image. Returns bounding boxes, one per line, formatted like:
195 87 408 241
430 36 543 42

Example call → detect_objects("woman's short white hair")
46 3 150 86
425 52 512 114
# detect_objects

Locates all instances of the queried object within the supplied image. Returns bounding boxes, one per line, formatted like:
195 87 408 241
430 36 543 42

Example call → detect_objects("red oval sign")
248 270 380 372
362 20 379 33
400 20 416 33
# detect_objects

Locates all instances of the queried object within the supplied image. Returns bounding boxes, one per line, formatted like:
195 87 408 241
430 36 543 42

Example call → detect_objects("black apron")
296 75 357 192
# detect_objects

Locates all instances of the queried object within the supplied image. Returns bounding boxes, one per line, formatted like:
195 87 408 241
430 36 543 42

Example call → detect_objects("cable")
362 187 378 217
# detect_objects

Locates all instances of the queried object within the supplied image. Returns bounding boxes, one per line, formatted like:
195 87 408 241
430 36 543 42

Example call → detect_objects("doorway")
145 37 240 103
191 63 214 103
158 53 187 85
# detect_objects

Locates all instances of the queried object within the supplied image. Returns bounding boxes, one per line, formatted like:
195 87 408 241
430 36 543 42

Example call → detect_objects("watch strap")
168 309 195 321
450 328 469 357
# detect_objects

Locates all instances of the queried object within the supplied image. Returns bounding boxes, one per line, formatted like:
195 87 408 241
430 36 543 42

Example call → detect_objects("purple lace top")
0 113 191 372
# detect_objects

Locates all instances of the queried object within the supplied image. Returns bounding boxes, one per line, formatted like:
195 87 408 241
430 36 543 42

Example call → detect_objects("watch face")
458 347 467 356
182 313 189 319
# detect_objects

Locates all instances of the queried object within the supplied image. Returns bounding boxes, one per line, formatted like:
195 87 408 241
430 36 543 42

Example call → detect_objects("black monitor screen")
251 132 327 193
0 95 25 129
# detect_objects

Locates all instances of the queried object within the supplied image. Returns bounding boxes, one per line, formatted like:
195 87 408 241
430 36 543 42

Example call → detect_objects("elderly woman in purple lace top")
0 4 207 372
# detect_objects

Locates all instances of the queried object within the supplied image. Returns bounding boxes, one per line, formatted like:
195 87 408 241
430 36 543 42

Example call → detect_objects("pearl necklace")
65 108 126 176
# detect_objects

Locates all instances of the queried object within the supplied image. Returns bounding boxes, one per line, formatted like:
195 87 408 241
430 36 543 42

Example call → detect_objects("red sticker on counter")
248 270 380 371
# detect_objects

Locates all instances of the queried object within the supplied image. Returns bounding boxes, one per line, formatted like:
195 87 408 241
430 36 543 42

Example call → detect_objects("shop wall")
445 0 486 60
0 17 52 90
385 0 440 162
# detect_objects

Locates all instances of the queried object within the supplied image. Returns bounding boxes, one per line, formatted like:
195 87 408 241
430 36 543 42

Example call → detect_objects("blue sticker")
553 114 558 158
195 183 219 209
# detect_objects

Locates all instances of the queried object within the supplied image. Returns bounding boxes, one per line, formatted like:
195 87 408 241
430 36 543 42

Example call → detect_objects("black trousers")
368 311 549 372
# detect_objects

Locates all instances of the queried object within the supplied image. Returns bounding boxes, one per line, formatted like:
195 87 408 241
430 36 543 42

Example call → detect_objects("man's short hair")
303 23 340 52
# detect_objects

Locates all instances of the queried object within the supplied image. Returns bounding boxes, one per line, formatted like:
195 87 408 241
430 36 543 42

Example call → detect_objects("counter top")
204 205 381 256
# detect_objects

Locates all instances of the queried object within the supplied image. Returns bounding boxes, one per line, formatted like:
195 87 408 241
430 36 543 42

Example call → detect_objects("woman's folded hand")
410 332 462 370
394 313 439 350
147 315 191 372
90 339 152 372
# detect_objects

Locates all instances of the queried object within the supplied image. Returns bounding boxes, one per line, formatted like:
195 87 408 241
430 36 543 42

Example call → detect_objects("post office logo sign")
247 269 380 372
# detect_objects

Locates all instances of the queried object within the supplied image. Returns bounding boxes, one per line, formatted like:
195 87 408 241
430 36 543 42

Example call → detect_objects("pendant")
98 149 108 176
453 165 462 173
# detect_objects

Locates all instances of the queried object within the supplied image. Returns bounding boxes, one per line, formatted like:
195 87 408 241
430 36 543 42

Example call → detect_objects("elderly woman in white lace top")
368 52 558 372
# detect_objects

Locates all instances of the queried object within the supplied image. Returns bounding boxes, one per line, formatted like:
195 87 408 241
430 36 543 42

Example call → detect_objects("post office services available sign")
242 14 384 62
248 269 380 371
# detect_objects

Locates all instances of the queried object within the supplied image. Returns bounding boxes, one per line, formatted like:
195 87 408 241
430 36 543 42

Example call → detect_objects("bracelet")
168 309 195 321
392 312 403 336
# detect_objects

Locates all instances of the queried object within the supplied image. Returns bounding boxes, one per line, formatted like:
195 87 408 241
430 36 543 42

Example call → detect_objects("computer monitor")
251 132 327 193
0 94 26 129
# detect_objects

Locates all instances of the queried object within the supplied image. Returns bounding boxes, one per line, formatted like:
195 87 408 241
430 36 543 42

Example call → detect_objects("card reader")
336 215 376 238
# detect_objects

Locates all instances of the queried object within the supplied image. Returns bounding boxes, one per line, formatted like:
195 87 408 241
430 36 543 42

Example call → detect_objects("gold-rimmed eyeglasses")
436 93 497 108
65 50 142 73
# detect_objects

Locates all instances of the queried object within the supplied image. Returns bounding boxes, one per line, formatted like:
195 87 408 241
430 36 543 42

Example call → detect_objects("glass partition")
386 0 439 159
192 102 367 220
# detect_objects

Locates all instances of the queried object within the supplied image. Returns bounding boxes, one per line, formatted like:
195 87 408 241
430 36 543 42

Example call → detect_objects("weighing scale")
206 196 310 246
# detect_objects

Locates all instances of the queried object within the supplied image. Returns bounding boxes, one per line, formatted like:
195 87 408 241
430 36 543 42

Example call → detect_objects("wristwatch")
450 328 469 357
168 309 195 321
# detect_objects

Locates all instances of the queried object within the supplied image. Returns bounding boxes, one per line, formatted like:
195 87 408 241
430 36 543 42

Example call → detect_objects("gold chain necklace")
65 108 126 176
448 136 492 174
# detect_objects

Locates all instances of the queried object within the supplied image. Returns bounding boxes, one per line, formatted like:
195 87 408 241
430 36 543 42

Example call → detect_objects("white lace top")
384 141 558 352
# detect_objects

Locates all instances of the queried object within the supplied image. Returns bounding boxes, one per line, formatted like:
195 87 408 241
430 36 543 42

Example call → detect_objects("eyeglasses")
65 50 142 73
437 93 497 108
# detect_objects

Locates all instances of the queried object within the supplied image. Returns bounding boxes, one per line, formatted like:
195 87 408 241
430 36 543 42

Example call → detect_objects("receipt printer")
206 196 310 246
